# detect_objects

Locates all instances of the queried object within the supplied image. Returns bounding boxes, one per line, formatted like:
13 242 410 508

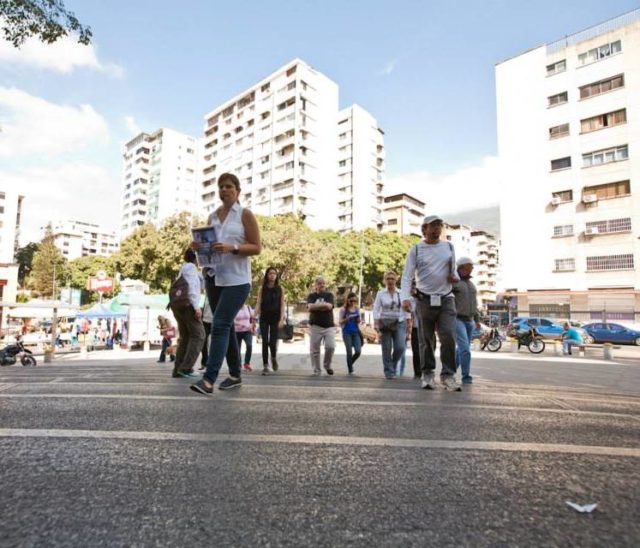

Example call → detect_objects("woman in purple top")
339 292 362 375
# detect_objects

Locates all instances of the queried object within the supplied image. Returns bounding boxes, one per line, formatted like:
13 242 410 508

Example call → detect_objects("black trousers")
200 321 211 366
259 314 279 365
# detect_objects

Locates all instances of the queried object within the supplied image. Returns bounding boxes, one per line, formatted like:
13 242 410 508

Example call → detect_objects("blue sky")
1 0 639 242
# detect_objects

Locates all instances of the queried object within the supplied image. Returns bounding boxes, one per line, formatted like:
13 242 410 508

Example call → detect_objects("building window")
580 109 626 134
548 91 568 107
586 254 633 272
579 74 624 99
286 66 296 77
552 190 573 203
339 160 347 167
554 258 575 272
583 180 630 202
546 59 566 76
549 123 569 139
586 218 631 235
550 156 571 171
553 225 573 237
582 145 628 167
578 39 622 66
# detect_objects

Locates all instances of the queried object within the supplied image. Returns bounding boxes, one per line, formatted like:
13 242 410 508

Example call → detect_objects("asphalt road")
1 345 639 547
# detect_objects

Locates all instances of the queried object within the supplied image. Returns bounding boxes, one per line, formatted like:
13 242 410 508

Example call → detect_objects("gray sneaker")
441 376 462 391
262 366 273 376
421 372 435 390
311 370 321 376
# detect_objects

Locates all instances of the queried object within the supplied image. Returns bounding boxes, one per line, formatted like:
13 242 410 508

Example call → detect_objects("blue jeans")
396 348 406 376
563 339 580 354
380 322 406 378
204 277 251 384
342 330 362 373
455 319 474 383
236 330 253 364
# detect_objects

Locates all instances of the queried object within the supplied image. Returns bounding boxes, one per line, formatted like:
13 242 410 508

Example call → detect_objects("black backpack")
167 275 191 311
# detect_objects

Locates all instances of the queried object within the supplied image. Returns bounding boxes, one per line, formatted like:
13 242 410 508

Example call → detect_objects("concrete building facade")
121 128 199 238
496 9 640 321
382 193 425 237
52 220 119 260
0 190 24 326
201 59 339 230
337 105 386 232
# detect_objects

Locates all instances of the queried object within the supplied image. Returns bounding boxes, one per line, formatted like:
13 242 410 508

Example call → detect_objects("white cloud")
379 59 397 76
124 115 141 136
385 156 501 214
1 163 120 245
0 86 109 157
0 32 124 76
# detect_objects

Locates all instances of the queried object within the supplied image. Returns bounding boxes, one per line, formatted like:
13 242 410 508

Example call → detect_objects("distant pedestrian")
400 215 461 391
199 298 213 370
339 292 362 375
235 302 256 372
373 271 410 379
452 256 480 385
157 316 176 363
407 284 423 380
562 322 583 355
191 173 262 395
170 248 205 378
307 276 336 376
255 267 285 375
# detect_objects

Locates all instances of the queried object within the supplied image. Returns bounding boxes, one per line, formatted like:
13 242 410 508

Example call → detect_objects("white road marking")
0 428 638 458
1 393 639 422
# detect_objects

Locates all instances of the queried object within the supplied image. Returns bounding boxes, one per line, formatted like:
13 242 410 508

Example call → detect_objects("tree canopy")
0 0 91 48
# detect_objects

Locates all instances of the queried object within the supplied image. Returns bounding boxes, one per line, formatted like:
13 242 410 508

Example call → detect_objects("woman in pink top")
234 303 256 371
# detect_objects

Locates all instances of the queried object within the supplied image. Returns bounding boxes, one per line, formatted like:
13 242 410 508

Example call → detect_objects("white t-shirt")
400 240 458 301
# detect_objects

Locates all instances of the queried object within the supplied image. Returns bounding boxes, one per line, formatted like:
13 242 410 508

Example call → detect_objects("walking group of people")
166 172 479 395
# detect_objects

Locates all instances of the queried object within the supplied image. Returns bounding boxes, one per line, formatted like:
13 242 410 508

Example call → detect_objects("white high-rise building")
382 193 425 237
200 59 385 231
121 128 200 238
496 9 640 321
0 190 24 326
51 220 119 260
337 105 386 232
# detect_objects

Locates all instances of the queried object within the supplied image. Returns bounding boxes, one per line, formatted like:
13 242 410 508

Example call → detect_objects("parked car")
582 323 640 346
509 317 593 343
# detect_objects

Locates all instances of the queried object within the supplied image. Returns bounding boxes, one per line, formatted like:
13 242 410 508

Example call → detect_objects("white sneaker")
421 372 435 390
442 376 462 391
262 366 273 376
312 370 321 376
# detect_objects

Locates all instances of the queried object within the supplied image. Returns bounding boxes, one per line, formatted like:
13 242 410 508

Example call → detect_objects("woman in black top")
255 267 285 374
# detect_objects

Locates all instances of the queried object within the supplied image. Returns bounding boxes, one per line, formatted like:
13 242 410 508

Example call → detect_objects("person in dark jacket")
255 267 285 375
452 256 480 385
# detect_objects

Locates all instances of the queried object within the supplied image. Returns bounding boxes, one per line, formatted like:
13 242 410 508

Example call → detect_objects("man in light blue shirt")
562 322 583 355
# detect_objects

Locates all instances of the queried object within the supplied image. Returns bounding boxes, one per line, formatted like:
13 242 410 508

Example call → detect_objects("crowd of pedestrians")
164 172 485 395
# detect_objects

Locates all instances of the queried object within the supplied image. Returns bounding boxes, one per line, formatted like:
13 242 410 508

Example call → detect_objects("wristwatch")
231 244 240 255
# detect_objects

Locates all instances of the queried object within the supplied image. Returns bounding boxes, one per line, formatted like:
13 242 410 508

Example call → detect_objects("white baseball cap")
422 215 443 225
456 256 474 267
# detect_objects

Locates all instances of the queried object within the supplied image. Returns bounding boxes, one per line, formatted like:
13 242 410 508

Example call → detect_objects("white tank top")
206 202 252 287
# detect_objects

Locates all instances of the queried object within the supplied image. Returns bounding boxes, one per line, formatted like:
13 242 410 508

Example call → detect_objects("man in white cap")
452 256 480 385
401 215 461 391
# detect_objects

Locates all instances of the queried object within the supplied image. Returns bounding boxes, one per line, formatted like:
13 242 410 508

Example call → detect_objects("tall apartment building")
52 220 119 260
337 105 386 232
382 193 425 237
121 128 199 238
200 59 385 231
0 190 24 326
496 9 640 321
201 60 338 229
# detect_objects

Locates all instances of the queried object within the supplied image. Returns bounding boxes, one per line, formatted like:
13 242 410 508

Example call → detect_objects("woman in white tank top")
190 173 262 395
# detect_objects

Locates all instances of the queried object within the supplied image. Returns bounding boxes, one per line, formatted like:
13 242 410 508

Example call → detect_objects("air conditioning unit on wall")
551 196 563 205
582 194 598 204
585 226 599 235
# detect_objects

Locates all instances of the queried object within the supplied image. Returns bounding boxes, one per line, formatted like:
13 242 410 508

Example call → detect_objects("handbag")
379 318 399 332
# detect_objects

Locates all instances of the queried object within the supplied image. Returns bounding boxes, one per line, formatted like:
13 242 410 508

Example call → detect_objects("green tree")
1 0 91 48
15 242 39 286
30 223 67 298
67 254 116 304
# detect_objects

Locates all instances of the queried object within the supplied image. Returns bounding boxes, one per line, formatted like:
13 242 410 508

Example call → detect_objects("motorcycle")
0 338 37 366
480 326 502 352
508 326 545 354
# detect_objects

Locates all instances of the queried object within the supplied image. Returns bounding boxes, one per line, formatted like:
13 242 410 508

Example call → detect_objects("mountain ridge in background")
443 205 501 237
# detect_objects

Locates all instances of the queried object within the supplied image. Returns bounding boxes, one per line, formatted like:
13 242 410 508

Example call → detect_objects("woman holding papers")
190 173 262 395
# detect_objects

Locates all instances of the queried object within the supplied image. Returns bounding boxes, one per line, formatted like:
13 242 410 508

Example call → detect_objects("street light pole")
358 231 365 308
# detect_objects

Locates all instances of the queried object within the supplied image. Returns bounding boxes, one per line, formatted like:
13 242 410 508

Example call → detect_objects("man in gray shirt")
401 215 461 391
